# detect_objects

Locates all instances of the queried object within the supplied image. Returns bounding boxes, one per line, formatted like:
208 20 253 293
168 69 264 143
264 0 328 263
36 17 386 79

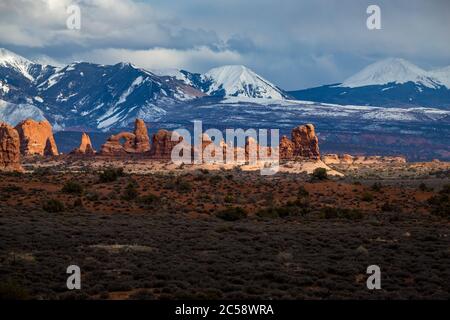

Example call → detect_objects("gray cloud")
0 0 449 89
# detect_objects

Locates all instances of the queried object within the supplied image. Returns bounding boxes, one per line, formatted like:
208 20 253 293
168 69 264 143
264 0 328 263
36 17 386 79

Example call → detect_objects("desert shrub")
381 202 396 212
419 182 429 192
33 167 52 176
371 182 382 192
0 280 29 300
319 207 363 220
1 185 24 193
175 179 192 193
62 181 84 194
122 182 138 201
139 193 160 205
216 207 248 221
210 175 223 185
311 168 327 180
361 191 374 202
297 186 309 198
257 200 310 218
86 192 100 201
427 185 450 218
73 198 83 208
43 199 65 213
224 195 234 203
98 167 124 183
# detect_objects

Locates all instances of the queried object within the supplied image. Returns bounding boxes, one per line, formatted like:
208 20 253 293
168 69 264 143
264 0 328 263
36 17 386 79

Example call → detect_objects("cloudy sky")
1 0 449 89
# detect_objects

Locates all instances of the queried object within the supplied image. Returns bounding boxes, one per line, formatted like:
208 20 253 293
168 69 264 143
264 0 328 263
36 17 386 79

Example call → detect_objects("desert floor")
0 157 449 299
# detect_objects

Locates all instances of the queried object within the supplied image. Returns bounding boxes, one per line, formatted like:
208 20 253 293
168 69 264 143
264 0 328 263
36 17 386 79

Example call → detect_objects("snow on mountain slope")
152 68 193 85
429 66 450 88
0 99 47 126
0 48 36 81
202 65 287 99
340 58 441 88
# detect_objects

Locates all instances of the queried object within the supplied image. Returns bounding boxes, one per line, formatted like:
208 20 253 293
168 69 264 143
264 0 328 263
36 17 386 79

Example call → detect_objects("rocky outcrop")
0 123 23 172
100 119 150 155
149 129 184 159
280 124 320 160
70 133 95 155
322 154 340 164
279 135 295 159
134 119 151 153
291 124 320 159
322 154 407 165
15 119 58 156
100 132 136 155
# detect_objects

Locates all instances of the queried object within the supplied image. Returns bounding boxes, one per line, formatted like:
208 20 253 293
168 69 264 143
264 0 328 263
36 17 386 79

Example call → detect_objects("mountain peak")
0 48 36 81
341 57 439 89
203 65 287 99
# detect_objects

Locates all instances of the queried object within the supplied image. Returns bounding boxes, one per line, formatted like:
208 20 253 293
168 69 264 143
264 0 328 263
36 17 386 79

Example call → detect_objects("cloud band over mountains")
1 0 449 89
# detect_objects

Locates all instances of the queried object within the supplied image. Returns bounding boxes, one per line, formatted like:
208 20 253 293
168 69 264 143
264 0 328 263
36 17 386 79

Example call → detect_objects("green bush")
98 167 124 183
0 280 29 300
43 199 65 213
381 202 396 212
257 200 310 219
427 185 450 218
224 195 234 203
371 182 382 192
311 168 328 180
175 179 192 193
122 182 138 201
216 207 248 221
62 181 83 194
139 193 160 205
361 192 374 202
297 186 310 198
319 207 363 220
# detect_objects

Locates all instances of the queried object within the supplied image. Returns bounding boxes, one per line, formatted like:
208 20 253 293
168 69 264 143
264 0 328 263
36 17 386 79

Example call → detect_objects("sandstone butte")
0 122 23 172
70 132 96 155
14 119 58 156
279 124 320 160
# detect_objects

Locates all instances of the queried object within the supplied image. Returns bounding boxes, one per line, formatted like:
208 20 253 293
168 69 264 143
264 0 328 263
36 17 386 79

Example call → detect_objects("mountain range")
289 58 450 108
0 48 449 132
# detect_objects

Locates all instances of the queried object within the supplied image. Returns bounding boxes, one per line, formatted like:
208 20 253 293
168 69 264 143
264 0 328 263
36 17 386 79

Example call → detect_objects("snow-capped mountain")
201 65 289 99
289 58 450 109
340 58 441 88
0 49 205 130
156 65 289 100
0 99 46 126
430 66 450 88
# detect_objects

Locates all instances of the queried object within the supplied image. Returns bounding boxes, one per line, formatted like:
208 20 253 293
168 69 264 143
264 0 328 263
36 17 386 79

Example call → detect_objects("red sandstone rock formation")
71 133 95 155
15 119 58 156
0 122 23 172
279 135 295 159
100 119 150 155
341 154 354 164
322 153 406 165
149 129 184 159
322 154 340 164
134 119 151 153
291 124 320 159
279 124 320 160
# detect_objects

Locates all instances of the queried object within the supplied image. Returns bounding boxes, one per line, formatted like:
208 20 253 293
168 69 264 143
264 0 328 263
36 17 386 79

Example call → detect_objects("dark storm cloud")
0 0 449 89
